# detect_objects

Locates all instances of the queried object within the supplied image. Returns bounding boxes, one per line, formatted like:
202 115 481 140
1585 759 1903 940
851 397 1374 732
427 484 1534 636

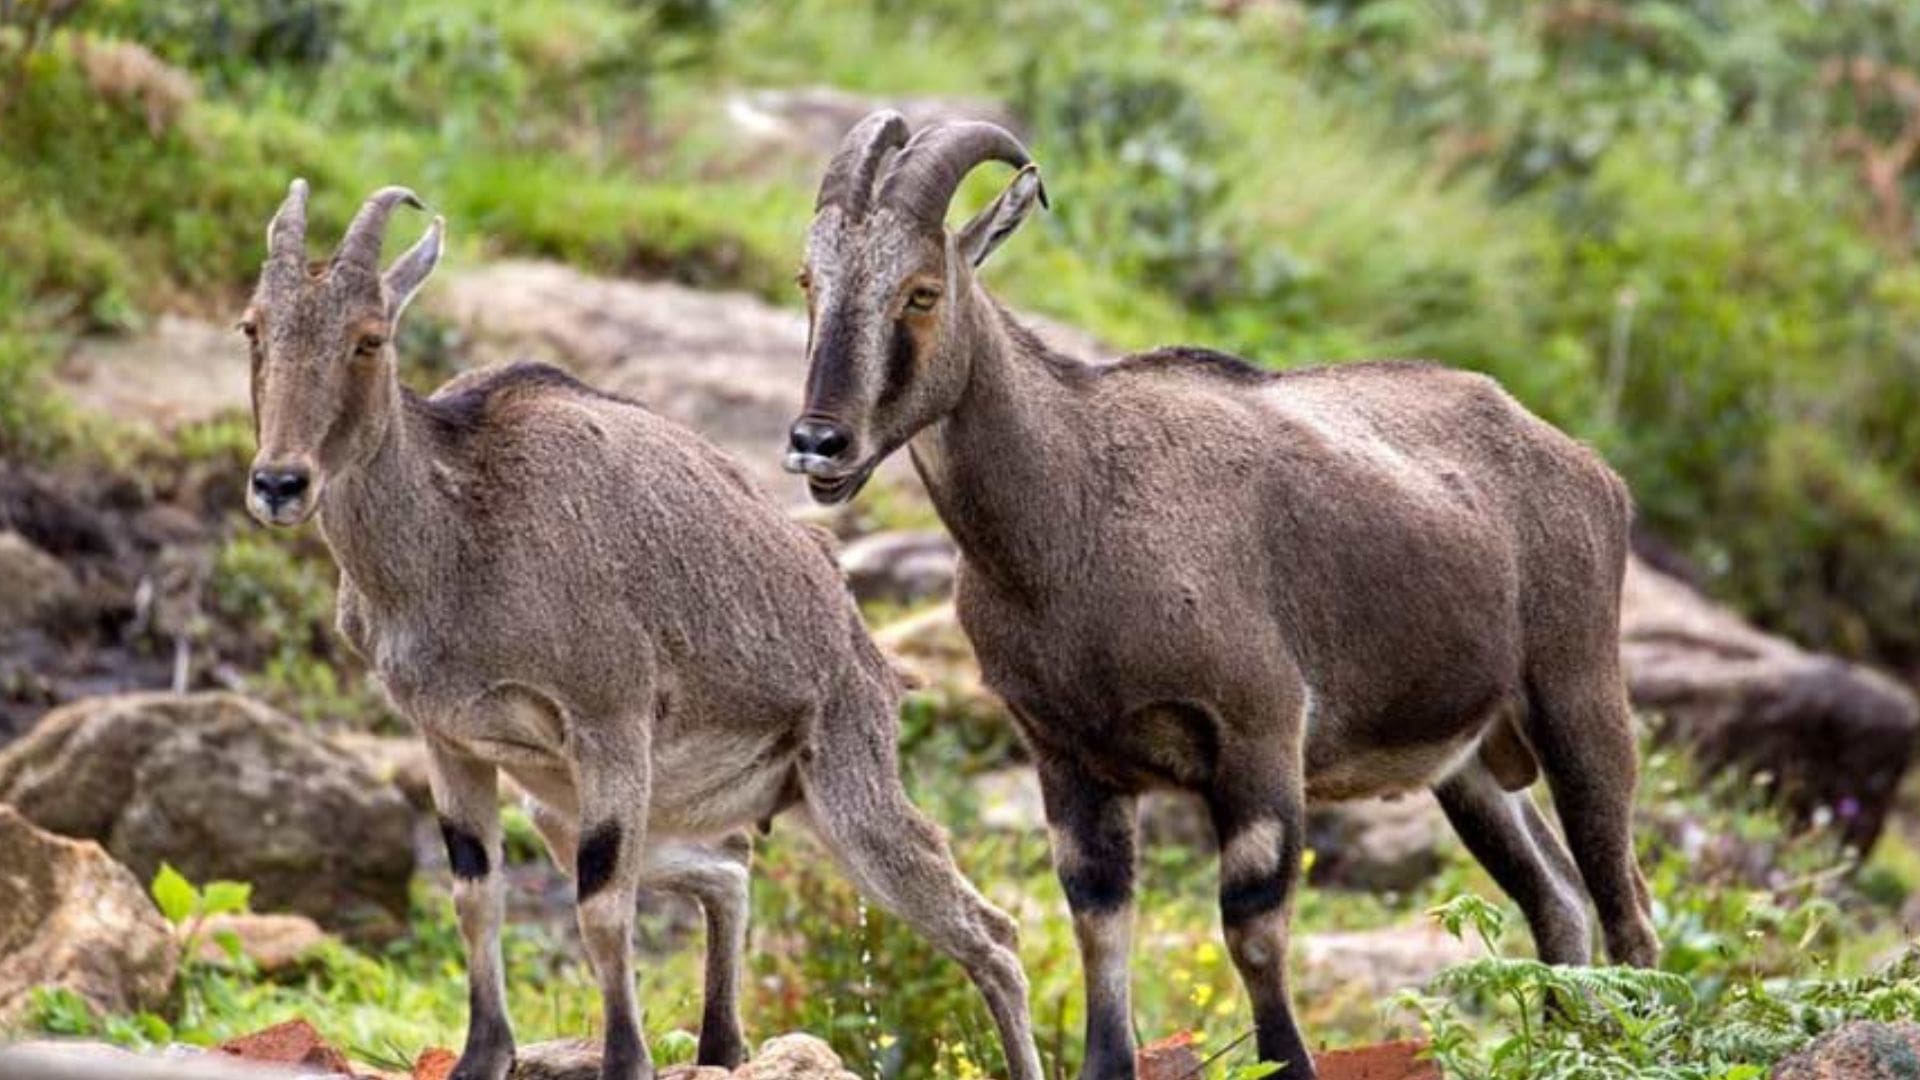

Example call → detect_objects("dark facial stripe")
440 819 490 881
576 820 623 900
876 318 917 410
803 303 866 415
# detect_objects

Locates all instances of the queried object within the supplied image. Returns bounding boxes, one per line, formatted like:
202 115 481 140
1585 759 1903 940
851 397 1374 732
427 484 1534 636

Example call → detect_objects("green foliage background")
4 1 1920 1077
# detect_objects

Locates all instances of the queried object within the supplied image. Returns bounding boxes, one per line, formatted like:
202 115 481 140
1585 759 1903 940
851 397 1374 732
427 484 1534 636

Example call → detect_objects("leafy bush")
1402 893 1920 1078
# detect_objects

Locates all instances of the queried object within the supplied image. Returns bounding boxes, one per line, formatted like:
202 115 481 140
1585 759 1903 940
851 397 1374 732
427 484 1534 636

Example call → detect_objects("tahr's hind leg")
636 836 753 1069
1523 671 1659 968
797 703 1043 1080
1433 758 1592 965
525 798 752 1070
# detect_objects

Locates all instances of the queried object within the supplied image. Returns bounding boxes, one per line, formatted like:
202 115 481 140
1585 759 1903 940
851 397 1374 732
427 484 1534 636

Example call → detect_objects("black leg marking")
1060 861 1133 915
1049 780 1138 916
575 820 623 901
1220 871 1290 925
441 818 490 881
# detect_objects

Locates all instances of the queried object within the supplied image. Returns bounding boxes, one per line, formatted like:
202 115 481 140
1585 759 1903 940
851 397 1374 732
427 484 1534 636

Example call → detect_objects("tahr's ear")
382 215 444 322
956 164 1048 269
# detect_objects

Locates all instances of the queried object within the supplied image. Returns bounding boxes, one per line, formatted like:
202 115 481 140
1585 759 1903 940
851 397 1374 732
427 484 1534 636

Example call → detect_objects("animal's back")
1079 351 1628 793
420 362 881 704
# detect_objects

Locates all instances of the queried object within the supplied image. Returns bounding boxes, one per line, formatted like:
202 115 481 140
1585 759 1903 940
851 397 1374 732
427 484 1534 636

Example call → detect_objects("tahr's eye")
237 319 259 341
905 286 941 313
355 334 386 355
795 269 812 292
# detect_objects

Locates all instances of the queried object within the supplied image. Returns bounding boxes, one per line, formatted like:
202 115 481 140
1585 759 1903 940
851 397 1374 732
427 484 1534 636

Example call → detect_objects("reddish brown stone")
1313 1040 1439 1080
1136 1032 1203 1080
218 1018 354 1074
412 1047 458 1080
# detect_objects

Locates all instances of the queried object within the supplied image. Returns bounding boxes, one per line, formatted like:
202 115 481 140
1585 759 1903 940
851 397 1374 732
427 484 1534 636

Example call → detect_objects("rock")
192 913 332 973
58 316 248 430
428 263 816 501
0 693 416 938
873 601 1008 728
218 1019 353 1074
716 87 1022 179
0 1040 360 1079
972 767 1046 832
1313 1040 1440 1080
1296 924 1482 1001
1135 1032 1203 1080
736 1034 860 1080
426 261 1101 506
0 805 179 1026
411 1048 457 1080
329 732 436 812
1307 794 1446 894
505 1039 731 1080
1770 1021 1920 1079
1621 556 1919 851
0 530 79 635
510 1040 599 1080
838 530 956 606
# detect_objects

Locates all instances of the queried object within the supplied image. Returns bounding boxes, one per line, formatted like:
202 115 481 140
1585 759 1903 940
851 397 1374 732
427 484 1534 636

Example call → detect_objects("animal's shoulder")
422 360 648 432
1103 346 1281 385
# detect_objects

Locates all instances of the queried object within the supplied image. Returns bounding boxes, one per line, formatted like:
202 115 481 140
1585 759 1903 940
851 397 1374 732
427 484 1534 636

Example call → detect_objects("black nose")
250 467 310 504
788 419 850 460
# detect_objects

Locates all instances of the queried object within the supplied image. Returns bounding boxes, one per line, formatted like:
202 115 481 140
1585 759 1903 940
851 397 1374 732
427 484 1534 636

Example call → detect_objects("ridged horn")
875 120 1040 231
265 178 310 267
332 186 426 274
815 110 910 218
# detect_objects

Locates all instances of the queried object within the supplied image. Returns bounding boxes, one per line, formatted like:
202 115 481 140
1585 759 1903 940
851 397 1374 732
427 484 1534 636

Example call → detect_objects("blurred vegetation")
5 0 1920 1075
1 0 1917 666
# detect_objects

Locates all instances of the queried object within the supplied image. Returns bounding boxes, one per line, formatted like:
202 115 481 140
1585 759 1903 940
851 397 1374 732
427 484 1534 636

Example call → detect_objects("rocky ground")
3 190 1919 1076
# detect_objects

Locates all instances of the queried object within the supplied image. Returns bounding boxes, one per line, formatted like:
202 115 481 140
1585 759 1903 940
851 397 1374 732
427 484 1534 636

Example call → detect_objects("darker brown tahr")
245 181 1043 1080
788 113 1659 1080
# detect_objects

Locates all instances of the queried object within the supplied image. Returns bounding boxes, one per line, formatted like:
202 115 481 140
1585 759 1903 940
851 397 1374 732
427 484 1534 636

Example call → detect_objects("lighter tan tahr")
241 182 1042 1080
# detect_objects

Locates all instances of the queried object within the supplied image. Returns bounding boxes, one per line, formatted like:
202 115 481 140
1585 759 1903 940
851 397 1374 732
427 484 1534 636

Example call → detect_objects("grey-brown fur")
243 181 1042 1080
788 113 1660 1080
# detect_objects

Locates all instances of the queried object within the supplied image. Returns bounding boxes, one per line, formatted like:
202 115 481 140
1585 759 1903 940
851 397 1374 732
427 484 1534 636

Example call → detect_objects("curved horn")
876 120 1041 232
332 186 426 274
815 110 910 217
265 178 310 265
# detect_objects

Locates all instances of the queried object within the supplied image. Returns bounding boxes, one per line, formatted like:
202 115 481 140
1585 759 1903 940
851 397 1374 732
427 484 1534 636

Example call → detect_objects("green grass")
20 729 1915 1079
5 2 1920 1075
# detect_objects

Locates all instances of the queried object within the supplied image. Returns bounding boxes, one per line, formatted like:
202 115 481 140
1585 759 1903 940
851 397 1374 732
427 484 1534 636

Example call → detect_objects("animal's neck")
910 295 1096 606
316 372 456 609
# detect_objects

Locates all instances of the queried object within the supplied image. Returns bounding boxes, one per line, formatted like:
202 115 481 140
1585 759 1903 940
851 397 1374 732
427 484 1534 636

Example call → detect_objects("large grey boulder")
1295 924 1483 1000
57 316 247 431
497 1033 851 1080
716 87 1022 182
426 260 1101 506
1306 794 1446 894
1621 557 1918 851
838 530 957 607
0 805 178 1026
0 530 79 637
0 693 414 938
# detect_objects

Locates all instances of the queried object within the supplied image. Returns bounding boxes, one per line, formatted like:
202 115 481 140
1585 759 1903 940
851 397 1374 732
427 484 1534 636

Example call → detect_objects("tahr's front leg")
571 723 655 1080
427 740 515 1080
1038 757 1140 1080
